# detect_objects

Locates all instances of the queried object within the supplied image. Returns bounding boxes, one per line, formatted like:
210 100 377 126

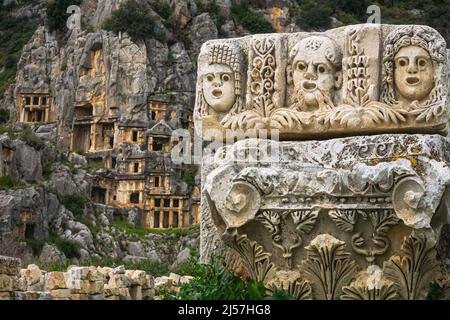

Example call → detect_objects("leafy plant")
102 0 155 41
46 0 82 33
19 125 45 150
61 192 87 217
181 165 198 188
231 1 274 34
0 175 19 190
42 163 52 180
152 0 171 20
177 257 267 300
0 108 9 124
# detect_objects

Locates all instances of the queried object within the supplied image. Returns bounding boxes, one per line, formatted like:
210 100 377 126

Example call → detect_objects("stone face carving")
382 26 447 120
194 24 449 140
195 44 244 124
200 135 450 299
288 36 342 112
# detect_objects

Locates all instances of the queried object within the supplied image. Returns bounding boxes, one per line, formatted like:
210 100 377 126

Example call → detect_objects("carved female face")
394 45 435 102
202 64 236 113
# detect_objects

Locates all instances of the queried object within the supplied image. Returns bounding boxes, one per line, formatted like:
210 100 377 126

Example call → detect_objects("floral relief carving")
383 233 440 300
300 234 358 300
223 230 276 283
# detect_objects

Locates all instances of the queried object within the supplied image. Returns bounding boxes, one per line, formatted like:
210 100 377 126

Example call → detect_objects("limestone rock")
21 264 42 287
0 256 20 276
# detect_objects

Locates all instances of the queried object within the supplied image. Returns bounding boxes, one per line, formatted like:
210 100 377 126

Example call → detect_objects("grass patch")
113 218 199 239
27 232 81 259
0 175 22 190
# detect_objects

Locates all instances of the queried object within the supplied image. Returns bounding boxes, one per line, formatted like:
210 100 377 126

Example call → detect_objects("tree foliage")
102 0 155 41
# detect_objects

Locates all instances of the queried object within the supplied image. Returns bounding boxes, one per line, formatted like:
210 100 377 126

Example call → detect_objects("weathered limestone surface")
197 23 450 299
195 24 449 140
0 256 157 300
200 135 450 299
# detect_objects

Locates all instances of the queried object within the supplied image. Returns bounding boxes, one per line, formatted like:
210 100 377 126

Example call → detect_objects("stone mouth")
406 76 420 85
302 81 317 91
212 89 223 98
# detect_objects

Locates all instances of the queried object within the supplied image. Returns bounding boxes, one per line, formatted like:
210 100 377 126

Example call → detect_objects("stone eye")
398 59 407 67
222 74 230 82
418 59 426 67
297 63 306 71
206 74 214 81
318 65 326 73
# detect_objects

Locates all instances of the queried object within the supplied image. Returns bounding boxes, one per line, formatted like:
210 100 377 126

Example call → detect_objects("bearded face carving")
393 45 435 103
289 36 342 112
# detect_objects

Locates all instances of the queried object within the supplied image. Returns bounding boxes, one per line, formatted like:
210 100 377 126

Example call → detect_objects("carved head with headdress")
381 25 446 108
196 44 244 117
287 35 343 111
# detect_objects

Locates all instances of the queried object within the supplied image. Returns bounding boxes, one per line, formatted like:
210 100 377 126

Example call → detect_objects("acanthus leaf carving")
266 271 312 300
383 233 440 300
300 234 358 300
328 209 360 232
341 266 398 300
291 209 319 235
224 229 276 283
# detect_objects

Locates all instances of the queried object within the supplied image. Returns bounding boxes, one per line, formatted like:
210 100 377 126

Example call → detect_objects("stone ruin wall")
0 255 156 300
196 24 450 300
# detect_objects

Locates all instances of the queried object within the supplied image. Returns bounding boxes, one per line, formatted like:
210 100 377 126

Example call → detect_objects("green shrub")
197 0 225 33
57 238 81 259
0 5 38 96
42 163 52 180
231 1 274 34
0 124 17 139
0 175 19 190
19 125 45 150
0 108 9 124
152 0 171 20
46 0 82 33
74 148 86 156
181 165 198 188
125 260 170 277
427 281 445 300
177 257 267 300
297 0 333 29
61 192 87 217
102 0 155 41
26 239 47 256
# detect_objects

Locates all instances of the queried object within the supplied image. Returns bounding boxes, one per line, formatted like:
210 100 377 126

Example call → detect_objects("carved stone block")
200 135 449 299
194 25 449 140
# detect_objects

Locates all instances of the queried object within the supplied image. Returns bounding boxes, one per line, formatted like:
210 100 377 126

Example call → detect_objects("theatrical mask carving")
288 36 342 112
382 25 447 112
195 44 244 118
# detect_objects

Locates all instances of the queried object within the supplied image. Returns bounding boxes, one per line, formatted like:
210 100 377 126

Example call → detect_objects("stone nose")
304 63 317 80
407 61 418 74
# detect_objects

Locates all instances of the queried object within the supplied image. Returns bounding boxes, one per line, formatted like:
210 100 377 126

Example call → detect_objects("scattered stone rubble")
0 255 160 300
